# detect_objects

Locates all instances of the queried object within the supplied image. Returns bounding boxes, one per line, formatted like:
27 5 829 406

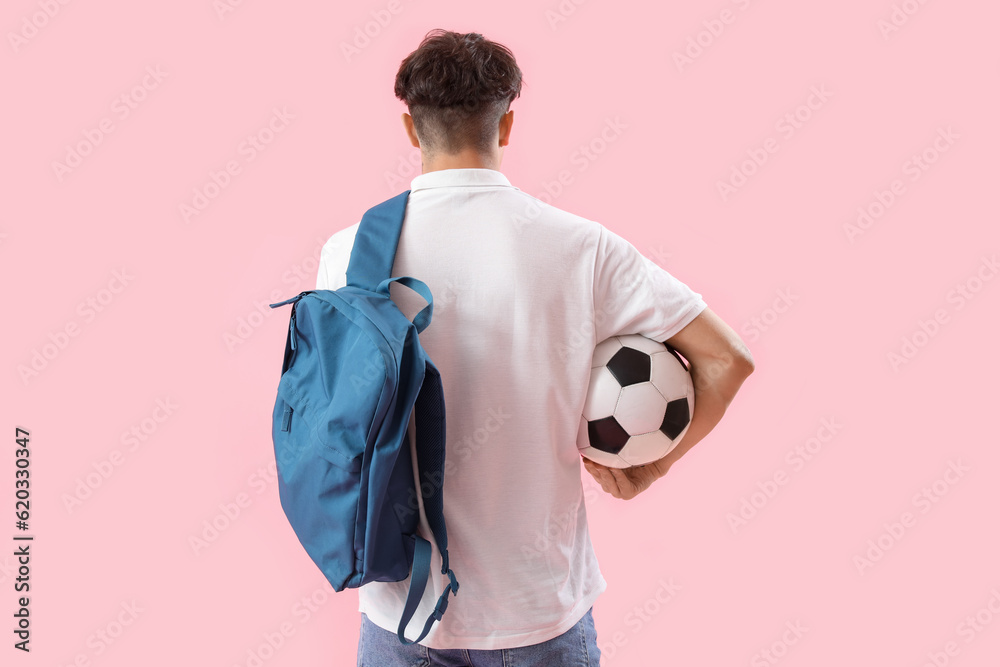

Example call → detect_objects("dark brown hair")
394 29 523 156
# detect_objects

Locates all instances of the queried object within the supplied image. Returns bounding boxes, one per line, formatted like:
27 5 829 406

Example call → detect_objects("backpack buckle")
432 571 459 621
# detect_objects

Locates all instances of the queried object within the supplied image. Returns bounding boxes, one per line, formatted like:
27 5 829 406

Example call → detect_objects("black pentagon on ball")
606 347 651 387
588 416 630 454
660 398 691 440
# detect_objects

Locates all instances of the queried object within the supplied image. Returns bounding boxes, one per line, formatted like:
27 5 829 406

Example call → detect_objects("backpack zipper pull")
269 292 307 309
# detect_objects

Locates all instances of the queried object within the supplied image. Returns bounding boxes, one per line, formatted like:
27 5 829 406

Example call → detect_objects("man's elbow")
734 347 755 376
716 343 755 378
691 345 754 393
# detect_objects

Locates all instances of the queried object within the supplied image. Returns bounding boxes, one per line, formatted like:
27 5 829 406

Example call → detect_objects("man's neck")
420 149 501 174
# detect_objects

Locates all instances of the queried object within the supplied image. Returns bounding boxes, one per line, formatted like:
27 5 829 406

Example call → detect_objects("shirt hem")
358 576 608 651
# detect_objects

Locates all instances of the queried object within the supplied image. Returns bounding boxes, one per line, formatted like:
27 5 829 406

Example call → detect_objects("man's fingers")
593 466 621 496
608 467 631 493
592 466 619 495
583 459 630 498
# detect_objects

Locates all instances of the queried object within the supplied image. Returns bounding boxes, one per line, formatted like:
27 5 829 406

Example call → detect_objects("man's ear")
499 109 514 148
401 113 420 148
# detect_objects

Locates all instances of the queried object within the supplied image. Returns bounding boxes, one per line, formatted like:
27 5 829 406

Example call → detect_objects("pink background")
4 1 999 665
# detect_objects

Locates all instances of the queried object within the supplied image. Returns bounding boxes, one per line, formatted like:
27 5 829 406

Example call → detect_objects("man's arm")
650 306 754 477
583 306 754 500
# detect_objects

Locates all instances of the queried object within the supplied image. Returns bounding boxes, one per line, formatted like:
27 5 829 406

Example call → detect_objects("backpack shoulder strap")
346 190 410 291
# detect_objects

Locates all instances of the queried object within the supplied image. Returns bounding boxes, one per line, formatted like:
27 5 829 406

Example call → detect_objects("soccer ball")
578 334 694 469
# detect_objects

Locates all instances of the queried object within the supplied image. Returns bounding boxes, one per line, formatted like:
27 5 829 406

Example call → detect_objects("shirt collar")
409 167 513 192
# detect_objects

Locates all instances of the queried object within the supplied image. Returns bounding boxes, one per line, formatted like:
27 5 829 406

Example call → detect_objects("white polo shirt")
316 168 707 650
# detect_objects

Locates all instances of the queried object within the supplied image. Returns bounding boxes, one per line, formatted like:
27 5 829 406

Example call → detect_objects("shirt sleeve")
315 223 360 291
592 224 707 343
316 239 339 290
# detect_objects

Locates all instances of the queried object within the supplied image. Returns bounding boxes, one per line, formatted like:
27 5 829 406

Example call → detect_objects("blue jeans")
357 607 602 666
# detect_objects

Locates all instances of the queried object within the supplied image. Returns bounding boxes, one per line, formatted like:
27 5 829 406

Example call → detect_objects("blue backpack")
268 190 459 645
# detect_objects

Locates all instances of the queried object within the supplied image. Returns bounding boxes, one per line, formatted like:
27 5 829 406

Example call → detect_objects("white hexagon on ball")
618 430 676 467
582 366 622 421
614 382 667 435
650 350 693 402
591 336 623 368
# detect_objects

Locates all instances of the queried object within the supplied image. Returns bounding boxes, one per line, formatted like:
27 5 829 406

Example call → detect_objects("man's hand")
582 456 668 500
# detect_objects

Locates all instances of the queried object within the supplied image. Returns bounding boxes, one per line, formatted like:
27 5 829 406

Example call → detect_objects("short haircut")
394 29 523 156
